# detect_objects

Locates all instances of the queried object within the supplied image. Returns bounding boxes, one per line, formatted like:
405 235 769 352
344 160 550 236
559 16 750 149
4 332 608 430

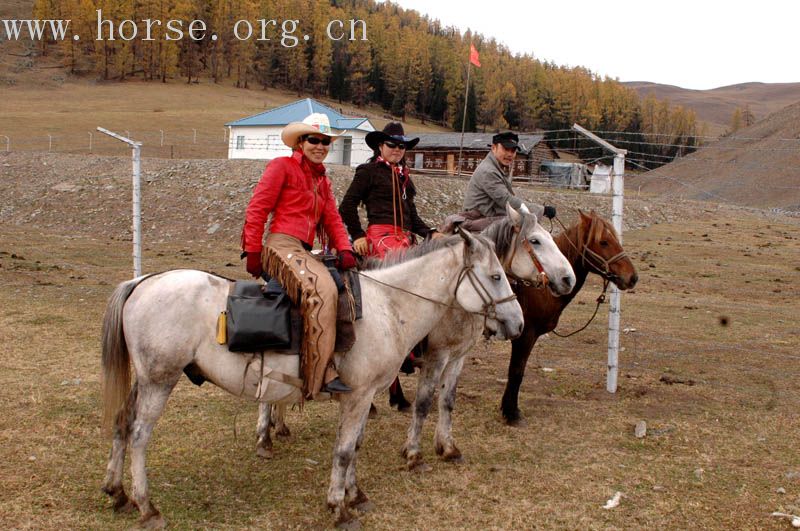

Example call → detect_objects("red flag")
469 44 481 68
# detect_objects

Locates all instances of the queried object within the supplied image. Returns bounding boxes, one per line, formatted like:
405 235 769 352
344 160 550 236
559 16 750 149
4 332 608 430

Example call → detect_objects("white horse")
100 228 524 528
256 204 576 466
401 205 575 468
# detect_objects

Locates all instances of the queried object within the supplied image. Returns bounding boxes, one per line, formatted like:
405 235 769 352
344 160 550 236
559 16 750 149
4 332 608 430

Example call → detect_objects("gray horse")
100 229 524 528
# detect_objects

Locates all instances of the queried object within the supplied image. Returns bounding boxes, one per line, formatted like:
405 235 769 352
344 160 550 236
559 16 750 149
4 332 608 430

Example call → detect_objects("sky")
387 0 798 90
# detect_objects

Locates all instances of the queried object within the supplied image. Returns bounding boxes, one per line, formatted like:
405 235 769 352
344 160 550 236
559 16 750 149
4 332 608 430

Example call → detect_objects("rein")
356 240 516 327
549 214 623 338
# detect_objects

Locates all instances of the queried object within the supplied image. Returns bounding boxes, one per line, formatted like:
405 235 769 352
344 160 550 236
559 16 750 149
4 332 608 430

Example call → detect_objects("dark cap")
490 131 520 150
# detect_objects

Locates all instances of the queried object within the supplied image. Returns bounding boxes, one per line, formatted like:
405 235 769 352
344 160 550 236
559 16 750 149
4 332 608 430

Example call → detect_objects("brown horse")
500 210 638 425
387 210 638 424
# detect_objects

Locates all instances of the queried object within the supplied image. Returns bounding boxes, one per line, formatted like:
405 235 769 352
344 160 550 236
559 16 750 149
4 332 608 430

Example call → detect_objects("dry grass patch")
1 204 800 528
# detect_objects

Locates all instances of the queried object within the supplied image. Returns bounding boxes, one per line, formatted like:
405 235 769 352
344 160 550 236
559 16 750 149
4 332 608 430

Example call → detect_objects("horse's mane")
361 233 493 271
481 212 538 257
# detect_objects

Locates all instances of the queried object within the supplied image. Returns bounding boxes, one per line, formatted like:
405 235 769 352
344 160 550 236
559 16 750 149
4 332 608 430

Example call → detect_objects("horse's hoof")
409 461 432 473
333 506 359 530
442 450 464 463
504 415 527 428
353 500 375 513
275 426 291 439
396 401 412 413
139 511 166 529
256 446 274 459
336 518 362 530
114 497 137 514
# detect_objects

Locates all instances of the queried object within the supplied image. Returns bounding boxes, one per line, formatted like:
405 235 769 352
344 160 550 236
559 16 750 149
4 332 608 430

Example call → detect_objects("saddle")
222 267 362 355
439 209 503 234
185 268 362 388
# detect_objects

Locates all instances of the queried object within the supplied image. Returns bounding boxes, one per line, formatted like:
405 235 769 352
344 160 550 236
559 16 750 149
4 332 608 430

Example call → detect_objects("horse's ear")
578 209 590 222
506 202 523 228
455 225 475 247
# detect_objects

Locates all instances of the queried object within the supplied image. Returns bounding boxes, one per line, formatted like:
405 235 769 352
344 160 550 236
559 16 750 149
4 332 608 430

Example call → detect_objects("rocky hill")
0 152 736 252
629 101 800 213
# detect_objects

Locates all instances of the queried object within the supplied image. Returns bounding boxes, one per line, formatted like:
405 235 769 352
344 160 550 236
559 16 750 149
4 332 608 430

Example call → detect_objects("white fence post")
1 135 9 152
88 132 93 152
97 127 143 278
571 123 626 393
48 134 53 152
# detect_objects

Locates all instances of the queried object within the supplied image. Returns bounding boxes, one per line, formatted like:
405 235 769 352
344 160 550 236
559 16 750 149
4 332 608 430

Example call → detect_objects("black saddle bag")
226 280 292 352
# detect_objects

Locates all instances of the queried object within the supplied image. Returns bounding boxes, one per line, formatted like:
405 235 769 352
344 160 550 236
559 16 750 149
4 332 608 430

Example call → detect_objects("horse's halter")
454 239 518 329
359 238 517 327
557 215 627 282
503 223 549 288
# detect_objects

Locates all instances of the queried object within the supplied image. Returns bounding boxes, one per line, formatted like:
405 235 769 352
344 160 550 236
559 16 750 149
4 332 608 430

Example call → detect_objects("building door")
414 152 423 169
342 137 352 167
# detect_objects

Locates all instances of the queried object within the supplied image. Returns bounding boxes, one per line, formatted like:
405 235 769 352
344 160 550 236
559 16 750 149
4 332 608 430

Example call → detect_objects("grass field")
1 181 799 528
0 79 449 158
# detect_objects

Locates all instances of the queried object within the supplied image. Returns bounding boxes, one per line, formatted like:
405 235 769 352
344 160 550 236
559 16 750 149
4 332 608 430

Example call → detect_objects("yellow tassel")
216 312 227 344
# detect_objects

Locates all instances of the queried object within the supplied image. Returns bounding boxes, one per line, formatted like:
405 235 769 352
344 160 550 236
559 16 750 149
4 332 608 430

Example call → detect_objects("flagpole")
457 40 473 177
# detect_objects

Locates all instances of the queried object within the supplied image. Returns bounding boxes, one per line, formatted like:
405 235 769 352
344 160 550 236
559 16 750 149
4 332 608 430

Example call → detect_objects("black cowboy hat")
365 122 420 151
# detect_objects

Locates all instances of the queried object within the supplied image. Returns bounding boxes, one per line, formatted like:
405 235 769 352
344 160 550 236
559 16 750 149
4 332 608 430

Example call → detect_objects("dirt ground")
1 153 799 529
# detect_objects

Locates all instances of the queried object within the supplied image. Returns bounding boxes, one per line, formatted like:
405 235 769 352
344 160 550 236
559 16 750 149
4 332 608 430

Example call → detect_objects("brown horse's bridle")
557 215 627 282
503 224 549 288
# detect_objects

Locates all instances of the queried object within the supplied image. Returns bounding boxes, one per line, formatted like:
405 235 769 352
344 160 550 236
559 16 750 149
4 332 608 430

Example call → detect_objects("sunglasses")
303 135 332 146
383 141 406 150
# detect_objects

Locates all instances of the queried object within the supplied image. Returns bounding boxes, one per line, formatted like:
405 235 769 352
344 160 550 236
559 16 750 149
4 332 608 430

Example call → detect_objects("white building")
226 98 375 167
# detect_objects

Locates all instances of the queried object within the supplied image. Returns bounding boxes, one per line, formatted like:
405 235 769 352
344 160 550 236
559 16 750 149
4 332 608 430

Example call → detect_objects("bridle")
550 214 627 338
503 223 549 289
555 215 627 283
357 237 517 330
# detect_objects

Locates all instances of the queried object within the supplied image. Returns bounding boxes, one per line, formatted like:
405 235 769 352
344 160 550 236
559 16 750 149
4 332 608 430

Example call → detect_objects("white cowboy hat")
281 113 343 148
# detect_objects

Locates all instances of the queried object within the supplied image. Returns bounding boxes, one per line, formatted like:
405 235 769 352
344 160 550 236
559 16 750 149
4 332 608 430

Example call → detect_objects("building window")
236 136 245 150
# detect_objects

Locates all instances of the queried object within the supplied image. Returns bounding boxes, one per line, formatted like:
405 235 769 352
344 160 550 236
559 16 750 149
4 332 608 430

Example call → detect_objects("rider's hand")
245 251 263 278
353 237 369 255
337 250 358 270
543 205 557 219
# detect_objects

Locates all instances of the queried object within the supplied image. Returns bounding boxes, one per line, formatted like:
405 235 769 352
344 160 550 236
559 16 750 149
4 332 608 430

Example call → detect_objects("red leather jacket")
241 150 352 253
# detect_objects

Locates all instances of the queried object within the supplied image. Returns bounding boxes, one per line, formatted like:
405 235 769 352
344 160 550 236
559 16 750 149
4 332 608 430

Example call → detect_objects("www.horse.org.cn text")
1 10 368 47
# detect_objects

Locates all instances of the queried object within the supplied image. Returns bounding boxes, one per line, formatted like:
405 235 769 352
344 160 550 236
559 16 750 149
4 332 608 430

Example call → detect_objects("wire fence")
1 127 798 212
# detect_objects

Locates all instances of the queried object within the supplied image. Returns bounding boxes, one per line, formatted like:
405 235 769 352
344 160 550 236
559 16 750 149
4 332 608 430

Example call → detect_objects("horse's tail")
101 274 152 432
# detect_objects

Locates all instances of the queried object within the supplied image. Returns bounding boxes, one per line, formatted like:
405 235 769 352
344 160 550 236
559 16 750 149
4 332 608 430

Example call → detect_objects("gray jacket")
462 152 543 218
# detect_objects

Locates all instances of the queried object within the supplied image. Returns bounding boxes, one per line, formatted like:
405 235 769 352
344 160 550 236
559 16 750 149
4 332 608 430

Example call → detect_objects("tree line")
33 0 702 166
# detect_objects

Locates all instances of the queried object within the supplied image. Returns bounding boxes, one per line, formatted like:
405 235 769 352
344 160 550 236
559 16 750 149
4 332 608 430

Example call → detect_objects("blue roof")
226 98 369 129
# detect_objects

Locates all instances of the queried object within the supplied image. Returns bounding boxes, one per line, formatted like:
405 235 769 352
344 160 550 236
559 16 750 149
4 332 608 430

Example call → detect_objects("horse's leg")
434 356 466 462
400 352 448 470
129 379 178 529
344 413 374 513
102 381 138 513
255 402 274 459
501 328 540 426
388 377 412 412
272 404 291 439
327 391 374 528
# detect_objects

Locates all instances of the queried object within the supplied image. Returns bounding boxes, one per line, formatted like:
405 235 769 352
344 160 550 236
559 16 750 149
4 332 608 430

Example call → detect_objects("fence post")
97 127 143 278
606 153 625 392
1 135 9 152
88 132 93 153
571 123 627 393
160 129 164 147
48 134 53 152
192 128 197 144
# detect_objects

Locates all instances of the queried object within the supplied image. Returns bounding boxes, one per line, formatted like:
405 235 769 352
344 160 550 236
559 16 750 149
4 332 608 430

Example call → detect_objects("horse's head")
455 228 524 340
505 203 575 296
577 210 638 290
